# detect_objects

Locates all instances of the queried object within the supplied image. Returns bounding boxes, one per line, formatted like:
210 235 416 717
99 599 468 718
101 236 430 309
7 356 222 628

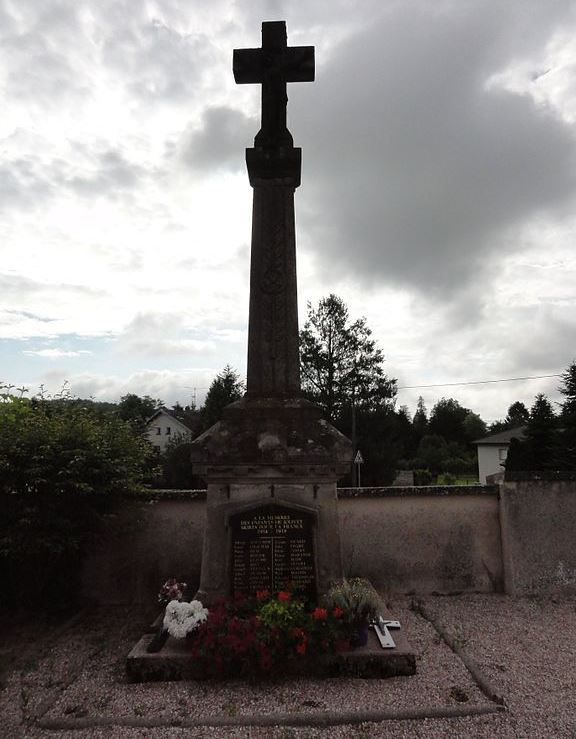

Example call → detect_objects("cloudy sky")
2 0 576 422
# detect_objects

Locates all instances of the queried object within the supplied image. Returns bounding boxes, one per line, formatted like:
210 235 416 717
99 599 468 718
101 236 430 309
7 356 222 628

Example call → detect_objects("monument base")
126 623 416 682
190 395 354 604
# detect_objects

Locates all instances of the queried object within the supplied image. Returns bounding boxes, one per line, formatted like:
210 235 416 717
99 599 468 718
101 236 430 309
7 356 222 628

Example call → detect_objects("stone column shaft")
247 182 300 397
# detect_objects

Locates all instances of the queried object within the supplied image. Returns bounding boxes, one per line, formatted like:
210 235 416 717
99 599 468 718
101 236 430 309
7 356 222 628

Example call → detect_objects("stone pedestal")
191 397 352 603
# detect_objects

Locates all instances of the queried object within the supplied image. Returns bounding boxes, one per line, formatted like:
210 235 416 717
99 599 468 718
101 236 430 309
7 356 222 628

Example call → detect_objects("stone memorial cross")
191 22 351 604
232 21 314 397
233 21 314 149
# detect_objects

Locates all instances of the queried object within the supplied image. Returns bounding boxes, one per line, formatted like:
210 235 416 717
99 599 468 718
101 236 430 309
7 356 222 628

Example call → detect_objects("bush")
0 386 153 608
413 469 434 485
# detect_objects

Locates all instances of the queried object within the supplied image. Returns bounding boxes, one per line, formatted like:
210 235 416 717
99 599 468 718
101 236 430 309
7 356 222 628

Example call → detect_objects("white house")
145 408 193 453
474 426 526 484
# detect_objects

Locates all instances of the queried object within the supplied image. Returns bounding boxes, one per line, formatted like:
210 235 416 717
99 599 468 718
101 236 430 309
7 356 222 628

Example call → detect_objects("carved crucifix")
233 21 314 149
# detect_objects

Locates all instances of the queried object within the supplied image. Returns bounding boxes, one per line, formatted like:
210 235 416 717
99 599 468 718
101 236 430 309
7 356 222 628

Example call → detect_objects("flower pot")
349 621 369 648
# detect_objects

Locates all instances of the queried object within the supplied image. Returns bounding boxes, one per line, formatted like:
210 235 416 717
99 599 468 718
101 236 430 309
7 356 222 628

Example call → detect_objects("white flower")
163 599 209 639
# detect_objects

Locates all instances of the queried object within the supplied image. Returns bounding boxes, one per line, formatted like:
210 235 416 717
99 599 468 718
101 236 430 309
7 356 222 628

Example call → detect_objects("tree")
463 411 487 443
506 393 558 472
118 393 163 429
0 384 152 607
428 398 469 445
489 401 530 433
559 361 576 415
412 396 428 437
171 402 200 434
506 401 530 428
558 361 576 470
199 365 245 431
299 294 396 422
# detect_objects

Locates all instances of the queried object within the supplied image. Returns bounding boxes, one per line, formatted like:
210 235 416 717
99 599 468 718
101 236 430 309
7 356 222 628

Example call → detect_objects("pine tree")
412 396 428 437
199 366 245 431
299 294 396 421
558 361 576 470
526 394 558 470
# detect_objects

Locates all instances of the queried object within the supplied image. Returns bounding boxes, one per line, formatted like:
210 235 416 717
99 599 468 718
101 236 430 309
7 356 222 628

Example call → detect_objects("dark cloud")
66 148 147 197
290 2 576 297
178 105 255 174
0 146 147 212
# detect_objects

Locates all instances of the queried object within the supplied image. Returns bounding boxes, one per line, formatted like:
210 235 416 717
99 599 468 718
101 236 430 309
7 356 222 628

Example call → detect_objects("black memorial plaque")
230 505 316 596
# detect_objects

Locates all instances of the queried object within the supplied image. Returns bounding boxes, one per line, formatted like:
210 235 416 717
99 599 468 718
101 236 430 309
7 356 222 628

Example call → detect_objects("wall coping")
337 485 498 498
505 471 576 482
129 485 498 501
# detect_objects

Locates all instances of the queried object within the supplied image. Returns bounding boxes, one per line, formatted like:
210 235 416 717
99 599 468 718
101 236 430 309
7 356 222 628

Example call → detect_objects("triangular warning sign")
354 450 364 464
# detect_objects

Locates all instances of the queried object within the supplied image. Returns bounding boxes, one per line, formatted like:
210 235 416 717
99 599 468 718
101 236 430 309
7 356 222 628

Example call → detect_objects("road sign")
354 450 364 465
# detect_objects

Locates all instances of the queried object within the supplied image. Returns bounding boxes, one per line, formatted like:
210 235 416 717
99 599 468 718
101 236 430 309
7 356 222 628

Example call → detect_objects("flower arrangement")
322 578 383 626
158 578 187 605
163 599 209 639
186 589 349 677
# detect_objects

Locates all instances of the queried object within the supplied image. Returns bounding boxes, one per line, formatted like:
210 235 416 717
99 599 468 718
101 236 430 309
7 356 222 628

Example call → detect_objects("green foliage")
0 392 151 497
412 396 428 437
170 402 200 432
463 412 487 443
413 469 434 485
199 365 245 431
350 407 412 485
506 401 530 427
558 361 576 469
489 401 530 434
157 439 205 489
0 383 152 608
506 393 561 473
322 578 382 624
428 398 469 444
299 294 396 421
258 598 305 630
118 393 163 430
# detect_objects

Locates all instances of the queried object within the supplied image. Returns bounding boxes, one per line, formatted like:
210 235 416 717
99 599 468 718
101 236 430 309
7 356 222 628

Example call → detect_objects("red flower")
296 641 307 656
278 591 291 602
312 607 328 621
256 589 270 601
332 606 344 619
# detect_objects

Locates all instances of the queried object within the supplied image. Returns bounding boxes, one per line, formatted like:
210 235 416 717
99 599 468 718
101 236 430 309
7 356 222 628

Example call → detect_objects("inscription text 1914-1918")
230 506 316 597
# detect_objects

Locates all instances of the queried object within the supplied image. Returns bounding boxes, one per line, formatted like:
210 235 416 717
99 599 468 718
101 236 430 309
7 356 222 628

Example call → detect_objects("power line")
398 373 562 390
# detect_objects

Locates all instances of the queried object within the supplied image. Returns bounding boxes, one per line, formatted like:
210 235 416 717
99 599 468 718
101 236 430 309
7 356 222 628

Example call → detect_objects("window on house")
155 427 161 435
498 448 507 462
166 427 171 435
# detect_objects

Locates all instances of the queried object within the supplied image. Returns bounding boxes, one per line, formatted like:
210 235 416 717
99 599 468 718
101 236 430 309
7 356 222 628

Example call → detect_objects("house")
145 407 193 453
474 426 526 484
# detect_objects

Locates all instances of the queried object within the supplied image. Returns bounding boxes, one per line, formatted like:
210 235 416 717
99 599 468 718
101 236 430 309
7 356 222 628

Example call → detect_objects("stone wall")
82 494 206 605
338 487 503 594
81 481 576 604
499 479 576 596
81 486 502 604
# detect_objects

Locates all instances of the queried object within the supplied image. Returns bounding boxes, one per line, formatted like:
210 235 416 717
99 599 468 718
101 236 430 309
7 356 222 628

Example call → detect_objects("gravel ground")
1 593 575 738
